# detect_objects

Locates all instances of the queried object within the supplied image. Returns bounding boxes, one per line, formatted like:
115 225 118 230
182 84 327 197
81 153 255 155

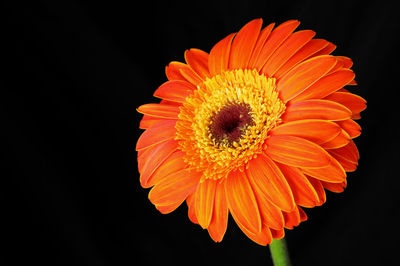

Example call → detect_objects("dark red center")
209 103 253 145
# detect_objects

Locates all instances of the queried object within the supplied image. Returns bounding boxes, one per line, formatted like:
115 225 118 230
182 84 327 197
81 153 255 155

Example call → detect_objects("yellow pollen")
175 69 286 182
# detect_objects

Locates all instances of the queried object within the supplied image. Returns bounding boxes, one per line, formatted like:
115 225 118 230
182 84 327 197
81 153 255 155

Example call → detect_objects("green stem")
269 238 292 266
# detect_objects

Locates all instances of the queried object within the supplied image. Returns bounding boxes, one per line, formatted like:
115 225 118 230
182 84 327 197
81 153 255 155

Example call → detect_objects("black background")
3 0 399 265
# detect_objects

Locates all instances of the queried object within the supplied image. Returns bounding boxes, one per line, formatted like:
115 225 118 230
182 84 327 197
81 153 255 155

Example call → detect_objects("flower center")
209 103 253 146
175 69 286 181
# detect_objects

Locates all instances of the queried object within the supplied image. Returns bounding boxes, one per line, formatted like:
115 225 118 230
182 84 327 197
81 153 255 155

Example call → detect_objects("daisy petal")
208 181 229 242
321 180 347 193
283 206 301 229
336 56 353 68
299 207 308 222
186 194 199 224
265 135 331 168
277 163 320 208
236 223 272 246
154 80 195 103
306 176 326 205
302 155 346 183
229 18 263 69
274 39 330 79
330 140 359 163
247 153 295 212
329 150 357 172
277 55 337 102
324 92 367 115
336 119 361 139
136 120 177 150
261 30 316 77
271 228 285 239
270 119 341 145
320 129 350 149
195 179 217 229
248 23 275 69
165 61 190 81
250 182 285 230
156 202 182 214
292 69 355 102
208 33 235 76
139 139 178 188
137 103 180 119
139 115 167 129
225 170 262 234
149 169 201 207
254 20 300 71
147 151 186 188
282 99 352 122
179 66 204 86
313 42 336 56
184 48 211 79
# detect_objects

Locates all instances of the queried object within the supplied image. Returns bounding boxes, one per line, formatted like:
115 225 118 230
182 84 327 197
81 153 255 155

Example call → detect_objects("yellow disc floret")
175 69 286 182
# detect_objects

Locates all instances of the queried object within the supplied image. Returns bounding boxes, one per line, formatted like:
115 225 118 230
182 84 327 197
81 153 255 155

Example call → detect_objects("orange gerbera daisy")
136 19 366 245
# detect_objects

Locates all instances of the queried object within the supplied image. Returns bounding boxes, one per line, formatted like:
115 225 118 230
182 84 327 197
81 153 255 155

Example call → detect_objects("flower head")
136 19 366 245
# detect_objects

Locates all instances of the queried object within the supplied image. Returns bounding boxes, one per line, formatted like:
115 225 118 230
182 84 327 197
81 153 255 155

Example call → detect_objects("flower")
136 19 366 245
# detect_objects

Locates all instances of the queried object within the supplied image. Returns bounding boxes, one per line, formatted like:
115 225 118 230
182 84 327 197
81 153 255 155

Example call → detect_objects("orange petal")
277 55 337 102
298 207 308 222
325 57 346 75
292 69 355 103
248 23 275 69
139 139 178 188
277 163 320 208
247 154 295 212
348 79 358 86
225 170 262 234
301 155 346 183
153 80 195 103
195 179 217 229
312 42 336 56
137 103 180 119
274 39 330 79
336 56 353 68
261 30 316 77
336 119 361 139
148 169 201 206
179 65 204 86
136 120 177 150
147 151 187 188
139 115 166 129
271 228 285 240
282 99 352 122
270 119 341 145
229 18 263 70
236 223 272 246
250 182 285 230
329 140 359 163
165 61 189 81
324 92 367 115
208 33 235 76
186 193 199 225
208 181 229 242
321 180 347 193
155 201 182 214
283 206 301 229
254 20 300 71
305 176 326 205
184 48 210 79
159 99 181 106
329 150 357 172
320 129 350 149
265 135 331 168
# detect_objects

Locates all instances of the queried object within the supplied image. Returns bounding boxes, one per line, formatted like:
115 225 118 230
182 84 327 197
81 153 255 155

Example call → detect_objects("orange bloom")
136 19 366 245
